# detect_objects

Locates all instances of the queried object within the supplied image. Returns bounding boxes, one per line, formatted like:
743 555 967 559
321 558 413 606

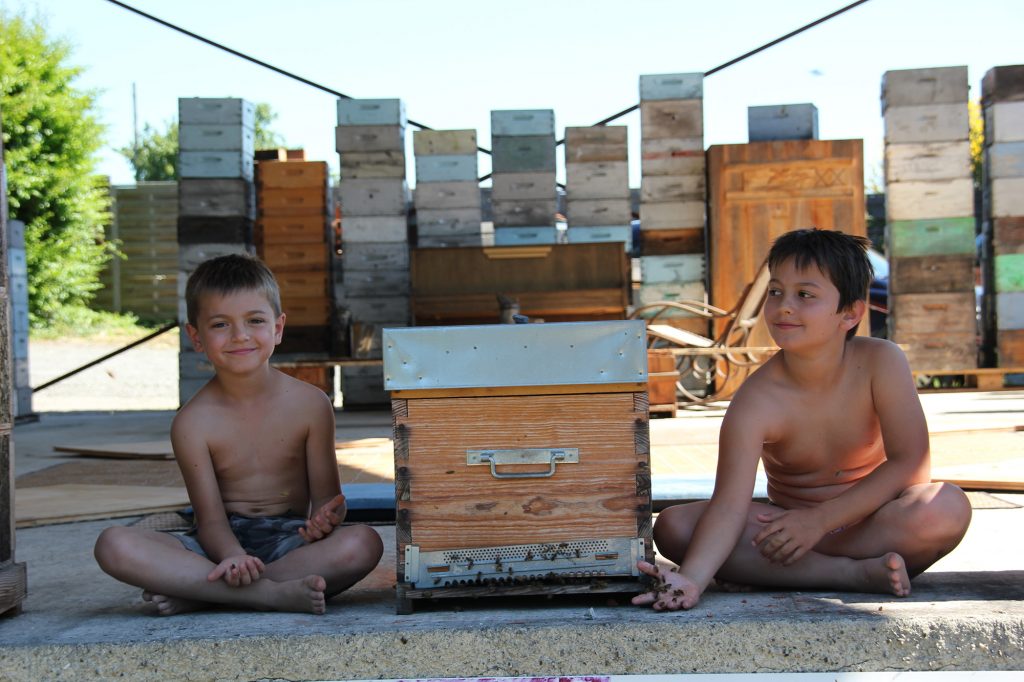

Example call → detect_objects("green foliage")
254 102 285 150
29 305 156 340
120 121 178 181
1 10 113 327
120 102 286 180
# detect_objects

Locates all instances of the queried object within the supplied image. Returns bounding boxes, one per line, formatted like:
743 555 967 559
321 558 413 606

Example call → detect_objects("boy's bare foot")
860 552 911 597
273 575 327 614
142 591 207 616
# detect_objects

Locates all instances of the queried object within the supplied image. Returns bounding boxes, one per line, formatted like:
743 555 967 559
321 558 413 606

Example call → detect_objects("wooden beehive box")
384 320 653 613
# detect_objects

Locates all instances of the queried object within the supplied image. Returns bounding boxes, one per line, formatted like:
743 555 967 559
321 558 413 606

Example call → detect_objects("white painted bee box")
884 141 971 183
885 178 974 221
884 103 968 144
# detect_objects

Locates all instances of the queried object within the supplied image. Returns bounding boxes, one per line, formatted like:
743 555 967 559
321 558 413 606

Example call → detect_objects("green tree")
1 11 113 325
120 102 286 181
969 99 984 188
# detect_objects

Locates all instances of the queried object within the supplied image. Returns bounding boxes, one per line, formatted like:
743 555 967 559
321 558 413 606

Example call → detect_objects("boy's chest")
205 416 307 477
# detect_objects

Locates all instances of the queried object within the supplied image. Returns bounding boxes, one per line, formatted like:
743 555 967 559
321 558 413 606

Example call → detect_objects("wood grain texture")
396 392 650 553
708 140 865 344
889 255 975 294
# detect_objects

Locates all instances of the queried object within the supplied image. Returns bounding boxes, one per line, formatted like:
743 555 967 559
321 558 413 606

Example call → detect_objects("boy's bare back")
172 370 337 518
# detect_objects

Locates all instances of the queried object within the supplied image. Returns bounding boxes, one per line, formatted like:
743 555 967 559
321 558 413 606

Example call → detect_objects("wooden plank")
884 141 971 182
257 160 327 188
638 227 705 256
413 129 477 156
982 65 1024 104
640 100 703 138
52 441 174 460
889 254 974 294
707 139 865 344
885 178 974 221
887 217 975 257
881 66 968 111
890 292 977 334
397 392 648 552
995 253 1024 292
15 484 189 528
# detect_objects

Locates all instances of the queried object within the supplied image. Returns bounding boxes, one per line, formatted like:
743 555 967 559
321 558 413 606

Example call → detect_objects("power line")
104 0 873 166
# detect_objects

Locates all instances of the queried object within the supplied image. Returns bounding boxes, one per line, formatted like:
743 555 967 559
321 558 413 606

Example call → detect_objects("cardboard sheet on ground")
15 484 189 528
932 457 1024 491
53 440 175 460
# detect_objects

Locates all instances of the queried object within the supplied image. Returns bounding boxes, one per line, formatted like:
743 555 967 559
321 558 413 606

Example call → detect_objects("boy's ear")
841 299 866 332
274 312 286 345
184 323 203 353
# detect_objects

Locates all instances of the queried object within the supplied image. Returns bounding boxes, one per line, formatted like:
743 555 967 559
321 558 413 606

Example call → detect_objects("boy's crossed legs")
95 523 383 615
652 481 971 597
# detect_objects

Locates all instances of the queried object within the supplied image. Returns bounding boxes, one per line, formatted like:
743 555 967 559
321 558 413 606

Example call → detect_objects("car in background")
866 249 889 337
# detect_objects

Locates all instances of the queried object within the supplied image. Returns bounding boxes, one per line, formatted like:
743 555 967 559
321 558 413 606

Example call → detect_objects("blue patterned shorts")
173 513 308 564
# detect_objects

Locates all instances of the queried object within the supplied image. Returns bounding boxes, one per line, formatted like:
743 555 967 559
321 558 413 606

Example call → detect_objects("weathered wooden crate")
179 151 254 182
983 101 1024 146
707 139 865 343
338 179 409 216
342 216 408 243
748 104 818 142
641 138 704 176
260 215 329 245
638 200 704 231
179 98 254 127
640 100 703 139
413 181 481 210
566 161 629 200
886 217 975 257
884 104 968 144
564 126 628 164
885 178 974 221
985 142 1024 179
410 242 630 324
384 320 652 613
340 151 406 179
889 255 974 295
335 125 405 153
639 253 704 284
885 141 971 183
638 227 705 256
491 136 557 173
881 66 968 112
491 109 555 136
337 98 405 127
491 172 557 201
258 160 328 188
416 208 484 237
414 155 478 183
566 198 632 227
493 226 558 246
993 217 1024 251
995 253 1024 292
640 174 705 202
179 124 255 153
991 178 1024 217
566 225 632 251
491 198 557 227
640 72 703 101
413 129 477 156
982 65 1024 105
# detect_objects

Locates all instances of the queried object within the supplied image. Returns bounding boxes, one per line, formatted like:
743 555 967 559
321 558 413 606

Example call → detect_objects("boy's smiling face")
186 288 285 373
764 257 861 350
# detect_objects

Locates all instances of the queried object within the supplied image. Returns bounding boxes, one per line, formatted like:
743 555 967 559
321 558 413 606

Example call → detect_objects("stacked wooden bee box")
748 103 819 142
0 122 28 617
177 98 257 404
637 73 707 335
98 182 179 322
564 126 632 250
413 129 486 248
255 160 332 355
982 65 1024 384
6 219 30 417
882 66 977 372
336 98 410 406
384 320 652 613
490 110 558 245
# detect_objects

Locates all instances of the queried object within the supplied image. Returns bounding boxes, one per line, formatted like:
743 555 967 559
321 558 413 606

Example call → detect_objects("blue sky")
5 0 1022 187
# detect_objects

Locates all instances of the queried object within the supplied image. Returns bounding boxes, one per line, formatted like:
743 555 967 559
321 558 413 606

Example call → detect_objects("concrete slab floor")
2 392 1023 680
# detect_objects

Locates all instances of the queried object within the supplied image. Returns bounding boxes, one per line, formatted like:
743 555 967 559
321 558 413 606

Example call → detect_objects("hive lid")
383 320 647 391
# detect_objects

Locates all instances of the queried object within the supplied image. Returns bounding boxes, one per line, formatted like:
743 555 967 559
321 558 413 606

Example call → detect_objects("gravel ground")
28 332 180 412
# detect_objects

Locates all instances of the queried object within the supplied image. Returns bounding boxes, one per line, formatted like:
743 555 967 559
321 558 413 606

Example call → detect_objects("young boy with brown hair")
634 228 972 611
95 254 383 615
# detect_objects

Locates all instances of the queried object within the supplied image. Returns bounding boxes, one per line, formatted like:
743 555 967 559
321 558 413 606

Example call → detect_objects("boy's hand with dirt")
631 560 703 610
207 554 265 586
299 493 346 543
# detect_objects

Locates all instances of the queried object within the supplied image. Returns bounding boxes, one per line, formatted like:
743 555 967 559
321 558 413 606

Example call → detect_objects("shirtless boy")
95 254 383 615
634 228 972 611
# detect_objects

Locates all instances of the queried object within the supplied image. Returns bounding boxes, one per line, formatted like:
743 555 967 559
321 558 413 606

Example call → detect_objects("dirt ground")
28 332 181 412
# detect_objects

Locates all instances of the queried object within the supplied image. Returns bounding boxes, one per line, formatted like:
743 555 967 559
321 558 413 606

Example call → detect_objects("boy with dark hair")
634 228 971 611
95 254 383 615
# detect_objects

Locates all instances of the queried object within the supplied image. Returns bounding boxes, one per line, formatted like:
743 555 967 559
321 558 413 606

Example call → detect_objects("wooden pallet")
648 402 679 418
913 366 1024 391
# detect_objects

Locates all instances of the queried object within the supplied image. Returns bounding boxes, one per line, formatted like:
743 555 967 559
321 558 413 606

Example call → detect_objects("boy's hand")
753 508 826 565
299 493 346 543
208 555 265 586
631 560 702 611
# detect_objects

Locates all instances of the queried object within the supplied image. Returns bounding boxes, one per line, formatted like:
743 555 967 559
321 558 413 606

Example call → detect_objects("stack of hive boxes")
177 97 257 404
98 182 179 321
882 66 976 372
637 73 707 333
748 103 819 143
490 109 557 246
255 159 332 358
413 130 486 247
336 98 410 406
982 65 1024 383
7 219 30 417
564 126 632 250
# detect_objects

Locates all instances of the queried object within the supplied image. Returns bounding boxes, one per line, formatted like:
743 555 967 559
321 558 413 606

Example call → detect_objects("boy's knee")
338 524 383 568
94 526 131 569
908 482 972 543
653 503 703 560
